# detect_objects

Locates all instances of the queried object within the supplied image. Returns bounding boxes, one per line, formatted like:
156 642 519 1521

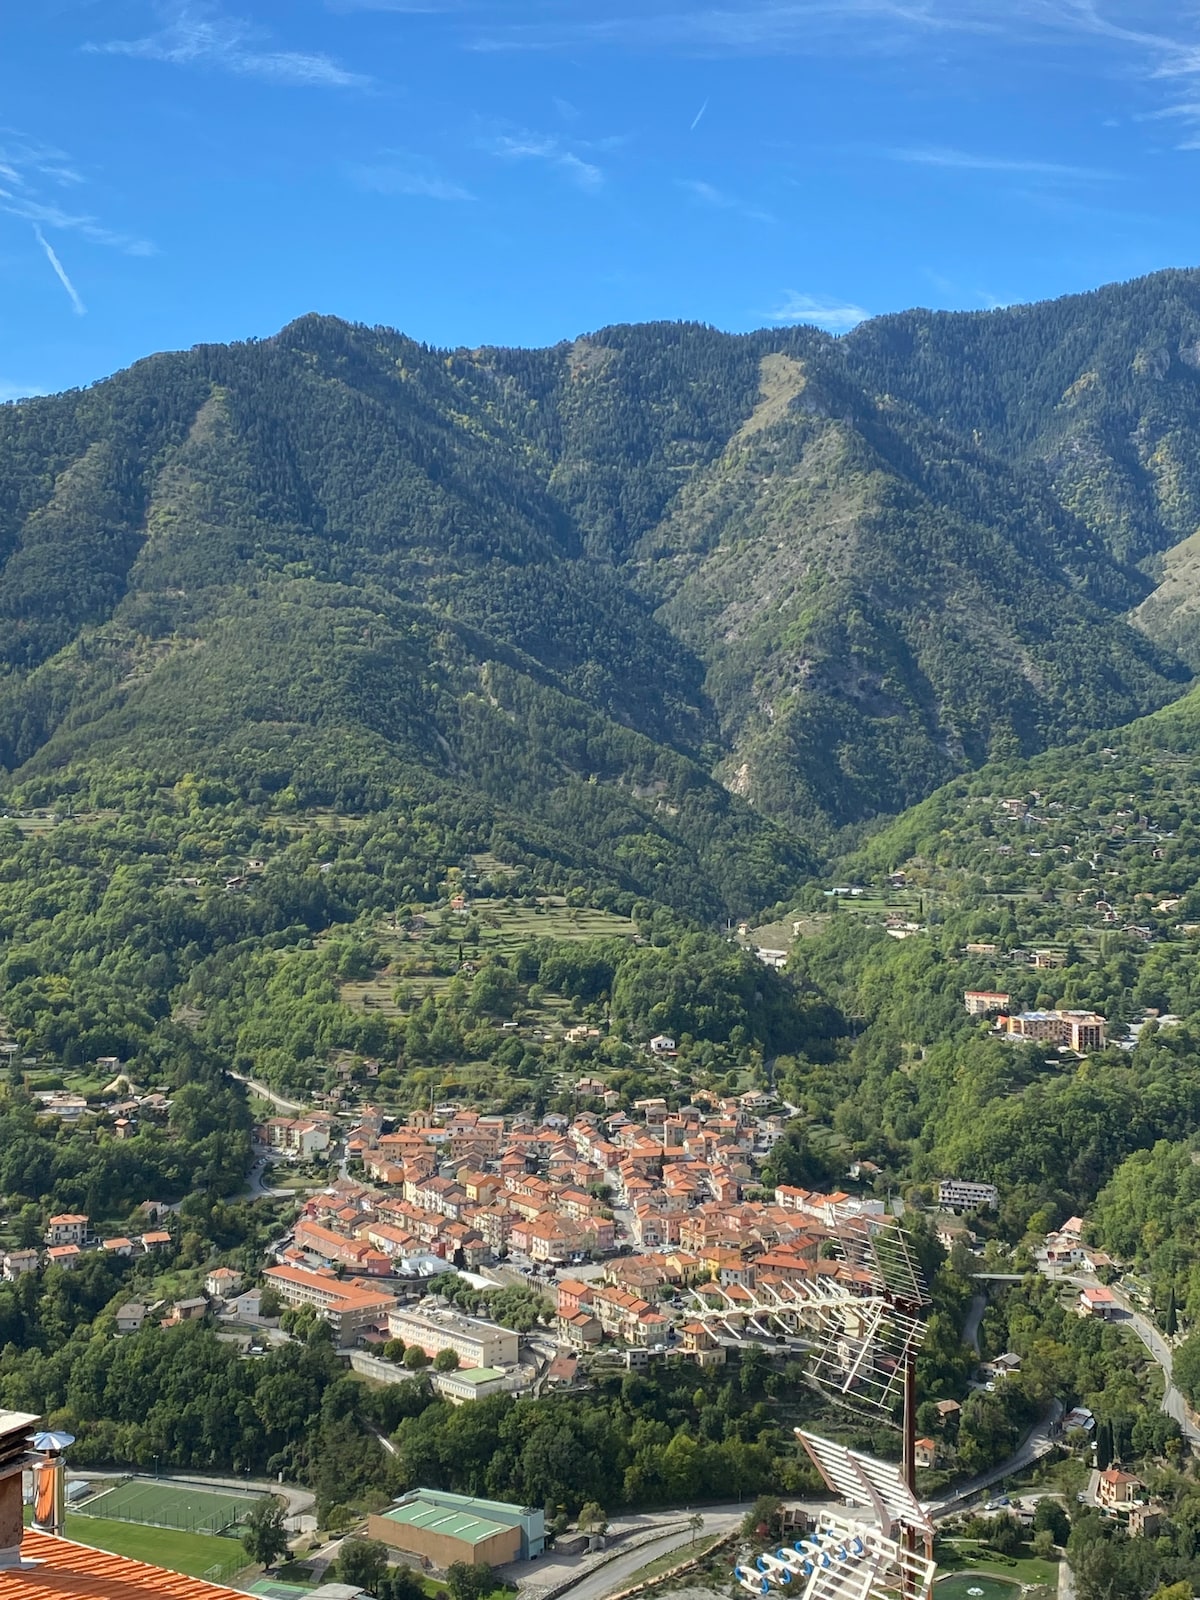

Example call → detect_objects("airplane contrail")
33 225 85 315
690 98 709 131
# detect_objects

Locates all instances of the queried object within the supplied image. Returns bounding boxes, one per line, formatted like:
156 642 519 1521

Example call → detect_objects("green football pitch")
75 1478 261 1536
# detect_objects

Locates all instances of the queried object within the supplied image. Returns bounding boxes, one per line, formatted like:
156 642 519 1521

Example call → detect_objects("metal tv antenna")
734 1510 937 1600
684 1216 929 1423
732 1432 936 1600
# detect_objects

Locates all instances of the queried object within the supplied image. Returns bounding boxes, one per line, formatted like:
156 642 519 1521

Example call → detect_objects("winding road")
929 1401 1063 1518
1041 1267 1200 1448
1113 1297 1199 1446
963 1293 986 1356
561 1526 698 1600
547 1508 749 1600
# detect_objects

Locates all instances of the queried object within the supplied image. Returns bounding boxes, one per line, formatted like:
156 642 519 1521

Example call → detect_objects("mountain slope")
0 287 1196 869
636 349 1185 830
841 267 1200 666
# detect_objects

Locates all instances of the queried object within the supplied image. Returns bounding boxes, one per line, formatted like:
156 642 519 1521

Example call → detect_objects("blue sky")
5 1 1200 397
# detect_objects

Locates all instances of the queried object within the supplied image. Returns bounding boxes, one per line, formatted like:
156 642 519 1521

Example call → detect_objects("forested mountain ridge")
843 268 1200 666
2 272 1199 882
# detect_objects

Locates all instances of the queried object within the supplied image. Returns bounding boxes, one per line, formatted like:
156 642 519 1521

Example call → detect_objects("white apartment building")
386 1306 519 1369
260 1117 331 1158
938 1179 1000 1212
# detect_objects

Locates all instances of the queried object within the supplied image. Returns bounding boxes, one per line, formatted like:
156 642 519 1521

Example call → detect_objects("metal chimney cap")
33 1432 74 1452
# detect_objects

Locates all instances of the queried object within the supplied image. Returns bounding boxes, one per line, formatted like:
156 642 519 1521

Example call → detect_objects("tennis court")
75 1478 263 1537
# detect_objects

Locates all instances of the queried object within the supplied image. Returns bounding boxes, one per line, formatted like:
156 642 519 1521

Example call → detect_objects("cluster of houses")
964 946 1073 970
1040 1214 1116 1277
959 786 1194 949
257 1090 897 1375
1 1209 173 1280
285 1090 803 1277
298 1091 883 1267
112 1265 249 1338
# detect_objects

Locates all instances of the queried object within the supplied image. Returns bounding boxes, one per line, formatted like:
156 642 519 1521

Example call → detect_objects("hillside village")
6 744 1200 1596
0 1064 1162 1451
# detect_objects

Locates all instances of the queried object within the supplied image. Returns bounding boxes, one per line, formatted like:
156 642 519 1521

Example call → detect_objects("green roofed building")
368 1488 545 1567
432 1366 510 1403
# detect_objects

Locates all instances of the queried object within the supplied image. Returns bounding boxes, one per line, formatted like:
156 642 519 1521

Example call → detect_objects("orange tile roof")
0 1529 248 1599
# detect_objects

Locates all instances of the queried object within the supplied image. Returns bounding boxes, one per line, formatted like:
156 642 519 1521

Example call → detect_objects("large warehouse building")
368 1489 545 1567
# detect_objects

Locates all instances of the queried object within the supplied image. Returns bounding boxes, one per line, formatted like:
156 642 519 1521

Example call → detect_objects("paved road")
1059 1543 1076 1600
561 1527 693 1600
1043 1268 1200 1448
963 1293 987 1356
929 1401 1063 1518
542 1502 830 1600
1111 1291 1200 1446
368 1423 398 1458
557 1516 742 1600
228 1069 308 1114
244 1155 295 1200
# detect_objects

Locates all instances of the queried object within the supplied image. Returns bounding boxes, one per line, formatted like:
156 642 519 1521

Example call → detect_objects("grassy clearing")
937 1540 1058 1590
62 1511 247 1581
263 811 363 833
760 889 925 946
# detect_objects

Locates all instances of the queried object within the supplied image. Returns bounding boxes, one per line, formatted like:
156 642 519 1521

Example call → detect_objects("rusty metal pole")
901 1346 919 1599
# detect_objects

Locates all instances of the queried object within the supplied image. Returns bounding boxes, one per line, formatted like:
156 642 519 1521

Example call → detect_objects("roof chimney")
0 1411 39 1569
31 1430 75 1538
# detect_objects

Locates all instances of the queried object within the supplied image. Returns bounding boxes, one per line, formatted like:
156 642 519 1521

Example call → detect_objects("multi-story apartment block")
386 1306 519 1369
963 990 1011 1016
260 1117 331 1158
938 1178 1000 1212
264 1264 395 1344
1006 1009 1106 1051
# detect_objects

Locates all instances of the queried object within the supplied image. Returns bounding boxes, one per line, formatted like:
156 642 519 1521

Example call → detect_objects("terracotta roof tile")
0 1530 249 1600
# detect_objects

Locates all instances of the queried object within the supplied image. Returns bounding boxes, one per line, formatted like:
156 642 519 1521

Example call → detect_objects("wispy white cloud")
885 144 1116 179
467 0 1200 137
472 1 1001 54
0 131 155 256
487 129 604 189
0 381 47 403
351 156 474 200
677 177 775 222
766 290 870 330
0 132 83 190
0 191 155 255
33 226 86 316
327 0 462 9
88 2 368 88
